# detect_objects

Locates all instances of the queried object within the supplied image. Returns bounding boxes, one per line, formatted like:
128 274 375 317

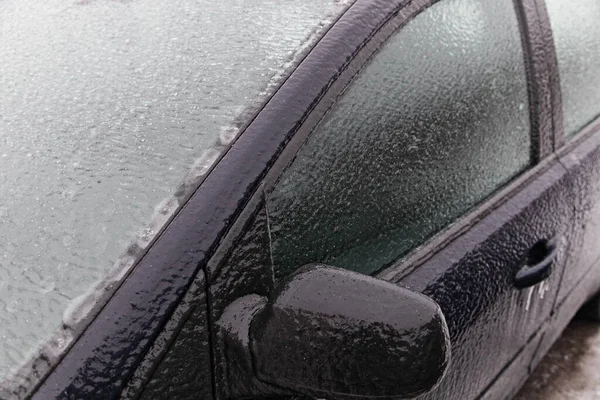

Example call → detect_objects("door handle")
514 237 559 289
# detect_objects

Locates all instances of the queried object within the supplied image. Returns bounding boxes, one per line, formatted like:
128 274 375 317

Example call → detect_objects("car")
1 0 600 398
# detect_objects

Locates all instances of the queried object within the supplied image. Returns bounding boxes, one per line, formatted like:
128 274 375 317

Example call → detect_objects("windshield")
0 0 348 384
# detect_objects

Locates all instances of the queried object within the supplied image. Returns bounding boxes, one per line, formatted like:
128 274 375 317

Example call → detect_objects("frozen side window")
267 0 531 279
546 0 600 138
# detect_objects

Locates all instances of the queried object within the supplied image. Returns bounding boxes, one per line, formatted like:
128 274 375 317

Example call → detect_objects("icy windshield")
0 0 348 383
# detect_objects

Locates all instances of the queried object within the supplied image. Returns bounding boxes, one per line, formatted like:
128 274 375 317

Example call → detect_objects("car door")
525 0 600 377
544 0 600 307
204 0 576 399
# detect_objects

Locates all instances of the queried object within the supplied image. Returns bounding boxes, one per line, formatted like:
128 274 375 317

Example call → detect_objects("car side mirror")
217 264 450 399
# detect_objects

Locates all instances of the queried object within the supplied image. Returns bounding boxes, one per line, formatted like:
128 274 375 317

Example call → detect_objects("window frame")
222 0 559 284
26 0 558 397
261 0 542 279
517 0 563 158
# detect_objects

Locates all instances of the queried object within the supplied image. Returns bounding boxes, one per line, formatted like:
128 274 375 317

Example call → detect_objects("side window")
266 0 531 279
546 0 600 138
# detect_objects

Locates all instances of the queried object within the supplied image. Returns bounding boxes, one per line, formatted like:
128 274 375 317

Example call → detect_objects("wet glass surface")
546 0 600 137
0 0 346 380
267 0 531 280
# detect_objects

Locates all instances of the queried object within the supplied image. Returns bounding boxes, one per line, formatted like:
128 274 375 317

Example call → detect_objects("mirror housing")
218 264 450 399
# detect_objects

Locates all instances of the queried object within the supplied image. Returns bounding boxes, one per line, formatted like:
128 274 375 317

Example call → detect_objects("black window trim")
534 0 564 150
538 0 600 150
517 0 563 159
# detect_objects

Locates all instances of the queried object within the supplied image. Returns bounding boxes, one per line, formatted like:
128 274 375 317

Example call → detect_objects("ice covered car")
1 0 600 399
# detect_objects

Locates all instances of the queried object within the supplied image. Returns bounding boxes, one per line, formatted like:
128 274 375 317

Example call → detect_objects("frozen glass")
267 0 531 280
0 0 349 381
545 0 600 137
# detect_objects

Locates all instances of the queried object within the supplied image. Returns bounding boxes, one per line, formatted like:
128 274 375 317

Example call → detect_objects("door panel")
556 125 600 305
479 328 545 400
392 161 573 400
206 162 574 400
545 0 600 303
120 274 213 400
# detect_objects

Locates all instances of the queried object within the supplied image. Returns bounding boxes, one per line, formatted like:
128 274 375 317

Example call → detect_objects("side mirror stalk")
217 294 294 398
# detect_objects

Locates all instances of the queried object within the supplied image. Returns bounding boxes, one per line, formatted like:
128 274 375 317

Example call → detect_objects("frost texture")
267 0 531 279
0 0 349 386
545 0 600 137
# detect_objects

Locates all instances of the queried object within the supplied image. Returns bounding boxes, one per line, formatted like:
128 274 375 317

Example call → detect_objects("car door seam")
474 327 545 400
528 331 546 375
550 157 571 313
